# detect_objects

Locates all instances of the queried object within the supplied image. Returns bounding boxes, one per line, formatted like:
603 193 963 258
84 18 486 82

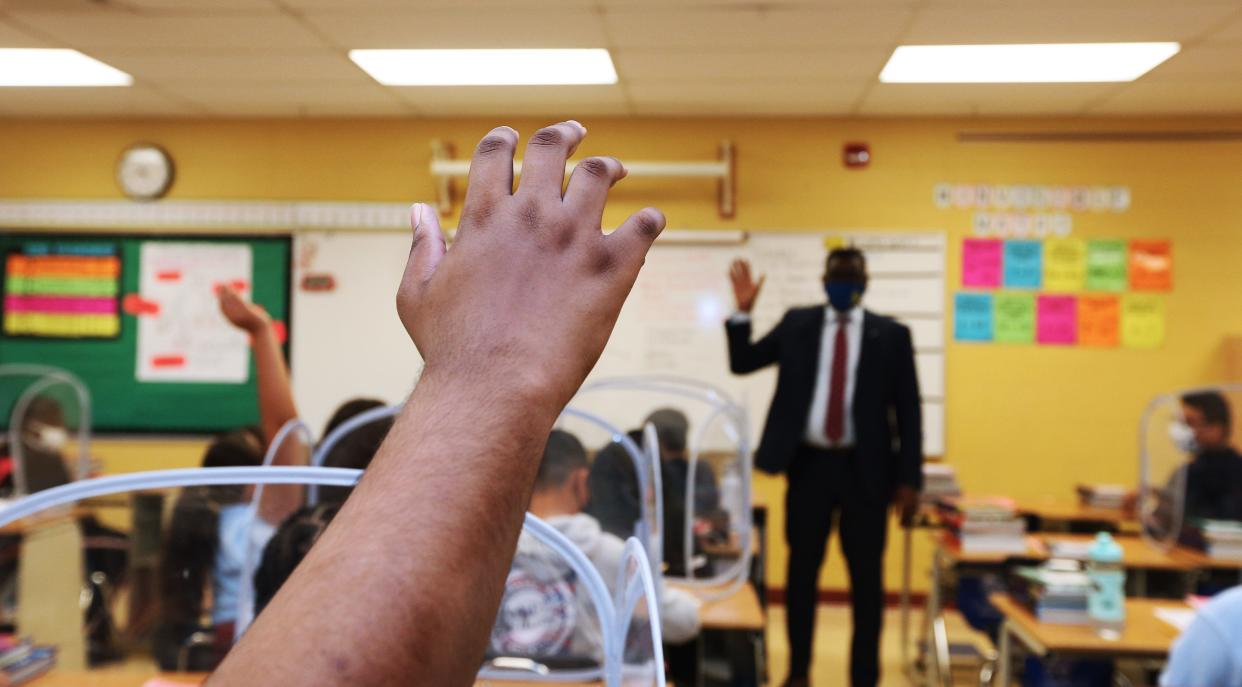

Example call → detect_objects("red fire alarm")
843 142 871 169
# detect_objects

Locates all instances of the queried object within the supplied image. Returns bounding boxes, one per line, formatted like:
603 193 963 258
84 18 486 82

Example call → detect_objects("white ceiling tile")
392 85 628 116
627 79 864 115
86 49 367 84
857 83 1116 116
1203 12 1242 43
0 84 202 116
1089 80 1242 114
0 16 52 46
300 9 608 48
614 47 890 81
1142 43 1242 80
6 11 324 49
902 5 1239 44
604 7 914 48
284 0 594 7
161 82 413 116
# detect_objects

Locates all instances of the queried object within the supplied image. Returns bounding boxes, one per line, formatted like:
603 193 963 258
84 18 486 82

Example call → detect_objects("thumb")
406 203 446 288
755 275 766 291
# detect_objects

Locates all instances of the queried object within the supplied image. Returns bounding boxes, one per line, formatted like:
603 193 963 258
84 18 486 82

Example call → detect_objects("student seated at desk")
154 287 308 670
586 408 724 578
1160 585 1242 687
0 395 73 495
1155 392 1242 546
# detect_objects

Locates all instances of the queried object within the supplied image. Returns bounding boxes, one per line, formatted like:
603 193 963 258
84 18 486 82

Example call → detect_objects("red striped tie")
825 316 847 444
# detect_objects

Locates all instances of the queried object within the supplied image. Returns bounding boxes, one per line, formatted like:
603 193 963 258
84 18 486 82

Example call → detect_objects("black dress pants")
784 445 889 687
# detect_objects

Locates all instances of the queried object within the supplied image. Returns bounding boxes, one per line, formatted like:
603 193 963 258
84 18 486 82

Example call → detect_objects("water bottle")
1087 531 1126 639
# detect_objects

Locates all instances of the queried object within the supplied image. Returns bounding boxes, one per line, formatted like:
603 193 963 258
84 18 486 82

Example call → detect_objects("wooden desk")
670 581 765 632
1016 498 1133 531
937 531 1044 565
989 593 1187 686
1036 534 1191 573
0 506 91 535
1169 545 1242 571
34 671 613 686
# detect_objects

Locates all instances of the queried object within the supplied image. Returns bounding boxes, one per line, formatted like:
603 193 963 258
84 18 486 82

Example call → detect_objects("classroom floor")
764 604 983 687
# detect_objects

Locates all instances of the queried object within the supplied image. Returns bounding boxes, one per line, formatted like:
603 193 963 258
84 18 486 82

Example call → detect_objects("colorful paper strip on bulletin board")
954 292 993 342
994 292 1036 343
1043 238 1086 292
1129 240 1172 291
1037 295 1076 345
1078 295 1120 347
1121 294 1165 349
2 241 121 339
1003 240 1043 288
962 238 1003 287
1085 239 1128 291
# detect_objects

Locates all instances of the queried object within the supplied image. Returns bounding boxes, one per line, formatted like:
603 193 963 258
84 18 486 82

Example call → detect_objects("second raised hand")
397 121 668 417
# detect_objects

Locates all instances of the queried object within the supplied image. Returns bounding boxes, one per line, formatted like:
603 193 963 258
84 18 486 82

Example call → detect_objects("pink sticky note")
1037 295 1077 345
962 238 1003 288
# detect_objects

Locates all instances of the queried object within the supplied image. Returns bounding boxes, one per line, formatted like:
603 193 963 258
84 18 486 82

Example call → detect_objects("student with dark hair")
252 502 341 617
154 286 307 669
507 429 699 659
316 398 394 505
1167 392 1242 540
0 394 73 496
154 432 263 670
586 408 721 578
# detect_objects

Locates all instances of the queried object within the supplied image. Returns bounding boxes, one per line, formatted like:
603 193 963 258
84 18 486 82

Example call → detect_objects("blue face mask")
825 281 865 312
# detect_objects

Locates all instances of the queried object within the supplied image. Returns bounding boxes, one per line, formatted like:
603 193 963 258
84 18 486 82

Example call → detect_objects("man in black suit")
725 247 922 687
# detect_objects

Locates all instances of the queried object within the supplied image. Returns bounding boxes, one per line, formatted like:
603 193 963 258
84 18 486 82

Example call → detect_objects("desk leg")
695 633 705 687
923 547 948 687
1134 568 1148 598
997 620 1012 687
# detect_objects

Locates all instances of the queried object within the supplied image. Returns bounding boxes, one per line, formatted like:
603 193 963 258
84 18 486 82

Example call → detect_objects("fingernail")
566 119 586 134
412 203 424 232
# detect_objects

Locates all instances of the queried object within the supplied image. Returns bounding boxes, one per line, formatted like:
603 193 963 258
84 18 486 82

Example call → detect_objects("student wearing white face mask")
1168 392 1242 544
0 395 73 496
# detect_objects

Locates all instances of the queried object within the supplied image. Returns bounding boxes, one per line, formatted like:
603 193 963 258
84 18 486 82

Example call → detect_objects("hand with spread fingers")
398 121 666 414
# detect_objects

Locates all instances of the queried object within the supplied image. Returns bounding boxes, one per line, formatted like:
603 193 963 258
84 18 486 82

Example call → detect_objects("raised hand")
217 284 270 334
397 121 666 413
728 258 765 313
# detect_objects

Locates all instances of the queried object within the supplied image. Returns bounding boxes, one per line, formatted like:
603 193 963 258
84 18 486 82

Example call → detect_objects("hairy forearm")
211 370 559 686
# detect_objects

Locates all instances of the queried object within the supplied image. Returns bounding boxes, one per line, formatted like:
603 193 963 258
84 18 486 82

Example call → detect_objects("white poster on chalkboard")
135 243 252 383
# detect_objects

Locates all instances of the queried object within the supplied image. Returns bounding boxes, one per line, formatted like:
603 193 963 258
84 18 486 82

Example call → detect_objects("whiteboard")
290 230 947 457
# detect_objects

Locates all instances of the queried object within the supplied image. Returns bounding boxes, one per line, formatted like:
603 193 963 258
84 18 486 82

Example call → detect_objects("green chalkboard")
0 232 291 434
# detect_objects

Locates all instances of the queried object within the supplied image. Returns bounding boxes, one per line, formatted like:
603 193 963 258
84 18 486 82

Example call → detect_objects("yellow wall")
5 115 1242 595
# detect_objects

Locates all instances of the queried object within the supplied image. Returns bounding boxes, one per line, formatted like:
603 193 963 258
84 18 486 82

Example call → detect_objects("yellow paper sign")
1043 238 1086 293
1121 294 1165 349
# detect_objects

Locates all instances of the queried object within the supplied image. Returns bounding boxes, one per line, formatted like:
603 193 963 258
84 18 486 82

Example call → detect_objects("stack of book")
0 637 56 685
1076 484 1127 510
938 496 1028 554
1202 520 1242 560
1013 565 1093 625
921 463 962 503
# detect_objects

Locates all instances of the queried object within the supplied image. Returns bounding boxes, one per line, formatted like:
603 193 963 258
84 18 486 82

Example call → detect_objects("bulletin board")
0 232 291 433
954 237 1171 349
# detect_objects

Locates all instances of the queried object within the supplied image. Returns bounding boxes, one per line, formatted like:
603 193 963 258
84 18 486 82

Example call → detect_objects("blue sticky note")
1003 240 1043 288
955 292 994 342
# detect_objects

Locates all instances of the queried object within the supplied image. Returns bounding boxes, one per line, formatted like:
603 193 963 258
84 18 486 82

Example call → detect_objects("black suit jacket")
726 307 923 498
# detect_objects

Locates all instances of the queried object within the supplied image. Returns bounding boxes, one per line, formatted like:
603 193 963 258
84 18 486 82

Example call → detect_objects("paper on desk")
1154 608 1196 633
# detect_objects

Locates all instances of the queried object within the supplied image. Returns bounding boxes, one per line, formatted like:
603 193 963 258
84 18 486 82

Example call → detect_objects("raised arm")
209 121 666 687
217 286 305 524
724 259 783 374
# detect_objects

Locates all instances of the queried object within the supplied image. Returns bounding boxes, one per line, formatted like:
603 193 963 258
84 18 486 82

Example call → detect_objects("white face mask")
28 423 69 453
1168 420 1198 454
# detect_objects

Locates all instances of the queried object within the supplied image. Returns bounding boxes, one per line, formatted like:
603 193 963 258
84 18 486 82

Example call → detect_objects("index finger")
461 126 518 223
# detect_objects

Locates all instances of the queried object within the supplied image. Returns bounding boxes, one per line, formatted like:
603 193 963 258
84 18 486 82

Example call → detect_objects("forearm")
251 323 305 522
251 324 298 447
212 371 559 686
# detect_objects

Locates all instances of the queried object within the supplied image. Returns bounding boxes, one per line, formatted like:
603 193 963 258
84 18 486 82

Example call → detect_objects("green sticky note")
994 292 1036 344
1086 239 1128 291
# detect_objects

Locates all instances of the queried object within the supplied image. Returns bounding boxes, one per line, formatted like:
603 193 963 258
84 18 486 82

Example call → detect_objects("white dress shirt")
729 306 863 448
804 306 863 448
